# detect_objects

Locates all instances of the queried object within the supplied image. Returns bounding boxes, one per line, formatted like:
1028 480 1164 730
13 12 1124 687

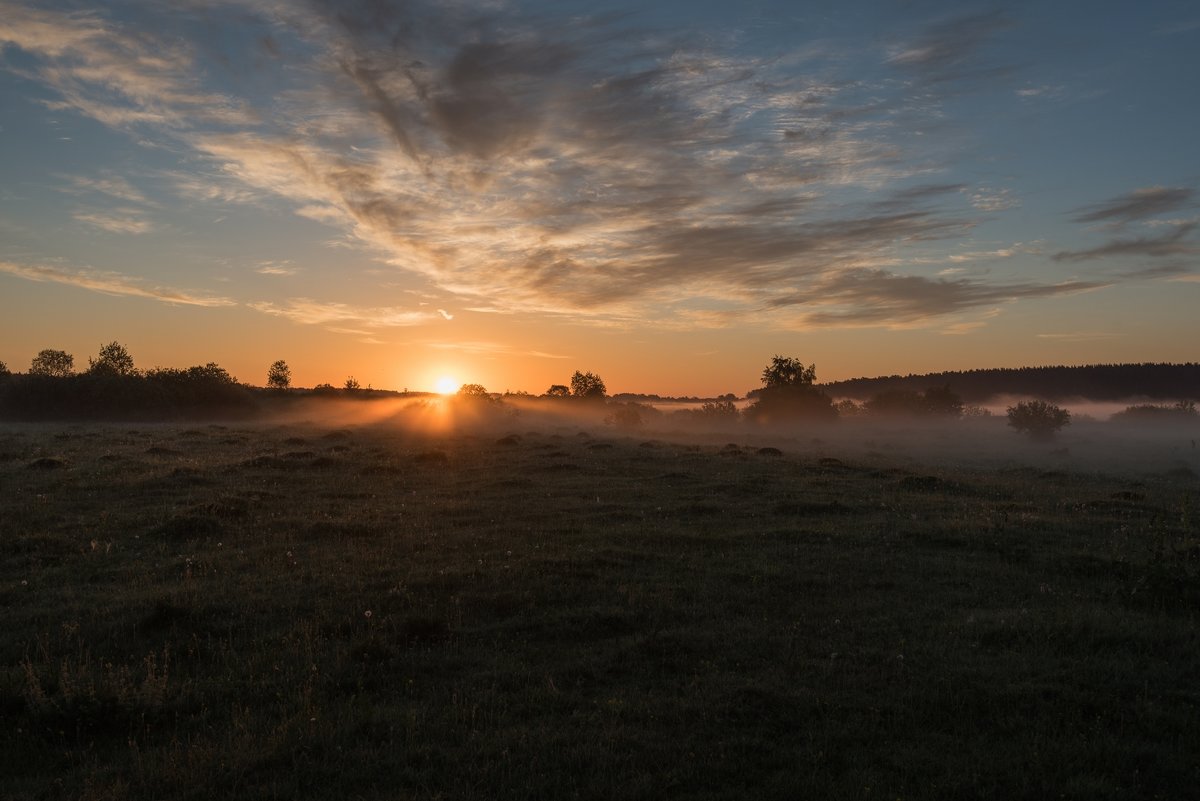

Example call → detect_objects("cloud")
1014 84 1063 99
886 10 1014 84
246 298 441 328
2 2 1144 333
1052 223 1197 262
72 209 154 234
255 261 297 276
0 4 252 129
1070 187 1195 225
0 259 235 306
424 340 570 359
765 269 1106 328
1035 331 1122 342
61 172 151 205
969 187 1019 212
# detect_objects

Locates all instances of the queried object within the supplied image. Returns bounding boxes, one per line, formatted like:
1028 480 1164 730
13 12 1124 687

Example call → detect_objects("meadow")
2 408 1198 800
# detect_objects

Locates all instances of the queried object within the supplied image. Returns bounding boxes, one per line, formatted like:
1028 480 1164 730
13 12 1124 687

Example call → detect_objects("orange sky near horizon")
3 272 1197 396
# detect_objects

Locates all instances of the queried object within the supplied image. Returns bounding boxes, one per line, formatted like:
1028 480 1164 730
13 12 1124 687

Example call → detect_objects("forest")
822 363 1200 402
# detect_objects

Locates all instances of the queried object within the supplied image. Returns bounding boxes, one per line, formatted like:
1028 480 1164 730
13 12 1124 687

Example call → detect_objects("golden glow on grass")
435 376 459 395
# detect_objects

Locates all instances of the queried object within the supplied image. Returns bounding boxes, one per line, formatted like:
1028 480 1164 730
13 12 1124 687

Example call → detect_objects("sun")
435 376 458 395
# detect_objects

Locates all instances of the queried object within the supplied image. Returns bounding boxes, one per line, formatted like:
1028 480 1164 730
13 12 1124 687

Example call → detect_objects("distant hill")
820 363 1200 403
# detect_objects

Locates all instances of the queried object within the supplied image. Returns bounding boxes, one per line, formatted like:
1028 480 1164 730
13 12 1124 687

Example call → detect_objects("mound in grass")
26 456 68 469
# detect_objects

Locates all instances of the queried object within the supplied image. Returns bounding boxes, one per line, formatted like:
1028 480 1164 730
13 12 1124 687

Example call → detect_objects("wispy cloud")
1052 223 1197 262
1035 331 1123 342
886 10 1014 85
254 261 297 276
61 172 151 204
969 187 1019 212
246 298 441 328
0 259 234 306
1070 187 1195 225
0 4 252 128
424 340 570 359
0 2 1140 333
72 209 154 234
766 270 1106 328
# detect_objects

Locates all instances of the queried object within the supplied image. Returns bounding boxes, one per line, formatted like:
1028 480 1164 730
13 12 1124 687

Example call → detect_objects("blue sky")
1 0 1197 394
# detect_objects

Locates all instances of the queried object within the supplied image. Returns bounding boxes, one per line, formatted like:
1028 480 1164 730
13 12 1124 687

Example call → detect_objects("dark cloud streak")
1070 187 1195 224
1052 223 1197 262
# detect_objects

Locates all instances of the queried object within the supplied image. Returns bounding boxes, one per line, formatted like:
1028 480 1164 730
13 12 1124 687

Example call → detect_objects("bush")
1006 400 1070 441
1110 401 1197 423
606 403 646 429
699 399 739 421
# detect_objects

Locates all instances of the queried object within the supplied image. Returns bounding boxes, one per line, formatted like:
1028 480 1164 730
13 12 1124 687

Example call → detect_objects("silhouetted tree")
544 384 570 398
570 371 606 401
1007 400 1070 441
266 360 291 389
865 389 926 417
606 403 645 428
344 376 361 390
0 360 9 377
699 399 739 420
457 383 490 398
762 356 817 388
745 356 835 422
87 341 137 376
834 399 865 417
29 349 74 377
865 385 963 418
922 385 964 417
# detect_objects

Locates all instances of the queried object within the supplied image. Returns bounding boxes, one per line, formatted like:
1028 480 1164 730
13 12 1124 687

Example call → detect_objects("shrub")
1006 400 1070 441
1110 401 1197 423
699 399 739 420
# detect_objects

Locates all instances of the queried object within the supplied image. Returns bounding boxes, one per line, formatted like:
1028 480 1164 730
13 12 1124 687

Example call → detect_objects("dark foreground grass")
1 421 1198 800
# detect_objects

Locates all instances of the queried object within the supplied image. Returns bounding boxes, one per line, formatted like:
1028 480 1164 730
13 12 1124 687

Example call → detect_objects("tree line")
822 363 1200 402
2 345 1196 436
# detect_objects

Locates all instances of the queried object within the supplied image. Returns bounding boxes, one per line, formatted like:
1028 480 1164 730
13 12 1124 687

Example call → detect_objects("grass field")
2 411 1198 800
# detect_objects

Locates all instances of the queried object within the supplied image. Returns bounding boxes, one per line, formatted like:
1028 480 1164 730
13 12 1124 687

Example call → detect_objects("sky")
1 0 1197 396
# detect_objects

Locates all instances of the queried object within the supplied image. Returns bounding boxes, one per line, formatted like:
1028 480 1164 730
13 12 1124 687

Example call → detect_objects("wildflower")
364 610 372 619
